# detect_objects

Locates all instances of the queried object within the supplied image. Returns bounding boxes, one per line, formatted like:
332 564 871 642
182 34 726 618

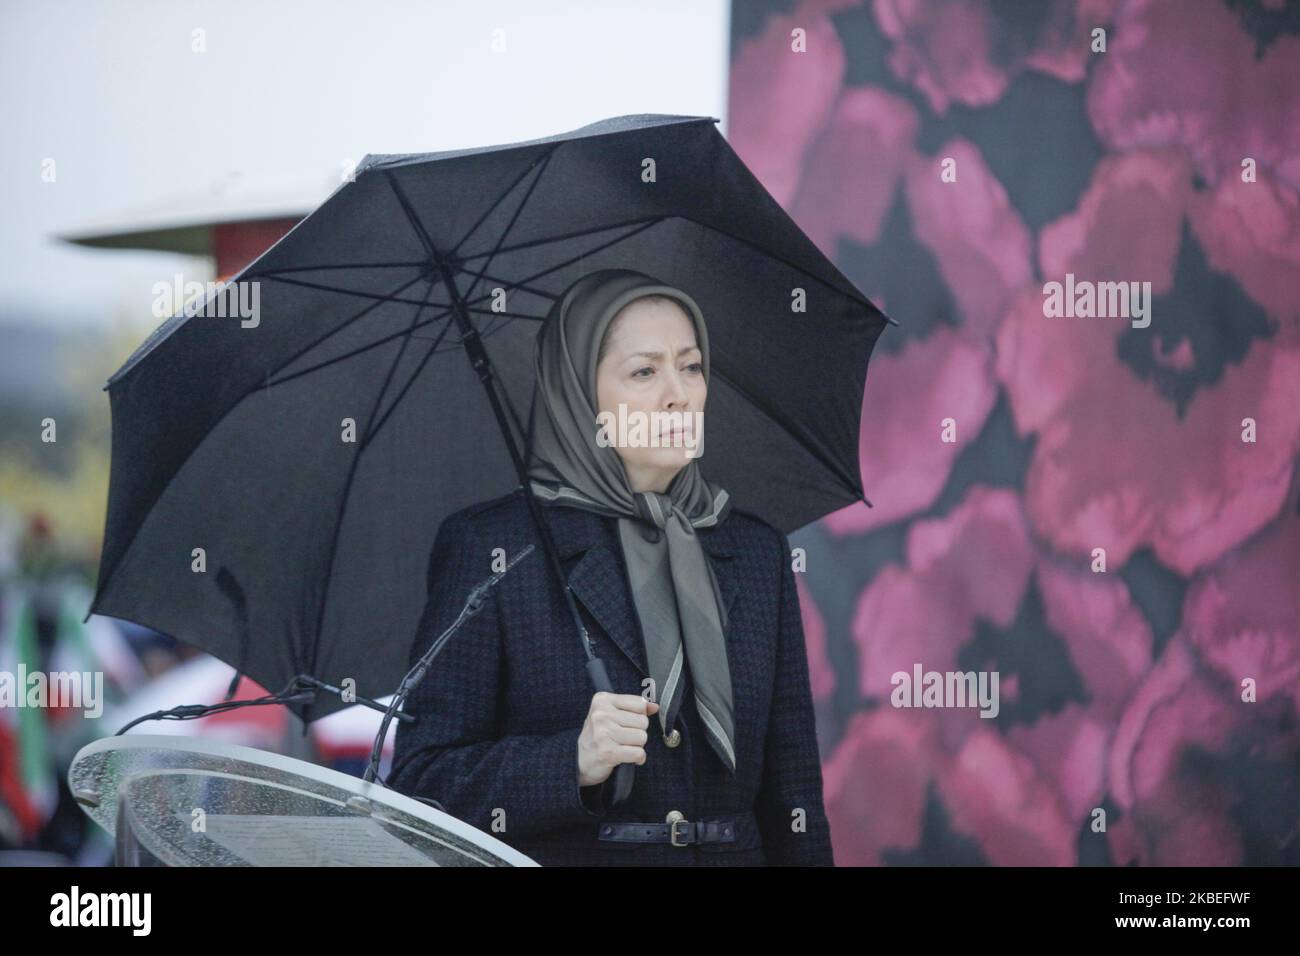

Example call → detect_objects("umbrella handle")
585 657 635 807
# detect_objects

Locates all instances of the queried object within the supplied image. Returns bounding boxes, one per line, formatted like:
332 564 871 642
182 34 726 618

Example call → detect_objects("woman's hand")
576 692 660 787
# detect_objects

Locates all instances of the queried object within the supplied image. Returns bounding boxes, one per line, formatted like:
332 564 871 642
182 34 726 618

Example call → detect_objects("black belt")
597 817 740 847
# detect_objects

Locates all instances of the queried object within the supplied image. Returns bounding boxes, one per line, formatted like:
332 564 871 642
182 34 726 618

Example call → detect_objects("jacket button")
665 810 685 824
664 729 681 748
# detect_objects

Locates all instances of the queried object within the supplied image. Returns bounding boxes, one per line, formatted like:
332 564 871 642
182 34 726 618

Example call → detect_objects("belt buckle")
669 817 690 847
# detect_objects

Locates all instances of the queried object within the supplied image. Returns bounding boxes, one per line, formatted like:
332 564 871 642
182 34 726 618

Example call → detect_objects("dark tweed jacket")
388 487 834 866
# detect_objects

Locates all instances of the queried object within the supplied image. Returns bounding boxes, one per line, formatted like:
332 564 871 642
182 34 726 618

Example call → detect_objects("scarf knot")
632 490 685 533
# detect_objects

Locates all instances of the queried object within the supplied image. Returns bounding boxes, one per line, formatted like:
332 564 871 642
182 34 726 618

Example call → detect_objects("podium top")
69 734 537 867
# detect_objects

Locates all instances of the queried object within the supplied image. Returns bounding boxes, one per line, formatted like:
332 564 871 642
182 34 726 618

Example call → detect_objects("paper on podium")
193 813 440 866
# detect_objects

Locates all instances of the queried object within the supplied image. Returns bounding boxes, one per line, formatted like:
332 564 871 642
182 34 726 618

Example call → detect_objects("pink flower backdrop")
728 0 1300 865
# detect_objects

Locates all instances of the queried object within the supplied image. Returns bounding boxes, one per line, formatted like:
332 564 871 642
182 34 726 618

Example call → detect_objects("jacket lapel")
540 501 740 680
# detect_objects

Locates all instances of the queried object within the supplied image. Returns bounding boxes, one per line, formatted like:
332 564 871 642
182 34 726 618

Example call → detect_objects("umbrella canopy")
89 113 891 723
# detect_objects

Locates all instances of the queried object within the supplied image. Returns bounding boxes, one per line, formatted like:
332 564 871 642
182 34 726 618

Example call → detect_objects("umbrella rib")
380 149 556 350
429 313 527 354
263 305 546 393
269 306 535 391
255 271 436 385
259 273 446 310
263 300 533 390
455 214 666 262
251 153 584 303
461 306 546 321
361 318 455 451
707 362 873 508
456 148 557 310
306 280 442 683
383 171 440 258
677 216 898 325
447 217 667 299
455 213 895 327
444 148 640 454
454 267 557 303
449 145 561 260
261 271 552 316
384 167 539 451
265 307 454 388
252 261 431 275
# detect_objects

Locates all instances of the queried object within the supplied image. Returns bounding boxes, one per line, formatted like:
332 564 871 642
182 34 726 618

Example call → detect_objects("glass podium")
68 734 538 866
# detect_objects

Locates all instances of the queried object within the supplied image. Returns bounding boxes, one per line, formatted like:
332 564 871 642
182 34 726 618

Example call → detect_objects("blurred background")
2 0 1297 865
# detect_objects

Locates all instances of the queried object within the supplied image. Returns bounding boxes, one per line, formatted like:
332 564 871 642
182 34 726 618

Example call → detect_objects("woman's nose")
661 370 688 408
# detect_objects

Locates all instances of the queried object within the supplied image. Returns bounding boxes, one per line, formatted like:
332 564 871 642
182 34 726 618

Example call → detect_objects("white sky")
0 0 731 329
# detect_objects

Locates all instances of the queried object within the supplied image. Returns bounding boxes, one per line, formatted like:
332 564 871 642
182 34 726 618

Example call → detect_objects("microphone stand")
112 675 415 736
363 544 535 785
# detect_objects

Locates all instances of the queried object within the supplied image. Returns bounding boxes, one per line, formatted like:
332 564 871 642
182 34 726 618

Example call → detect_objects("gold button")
665 810 685 824
664 729 681 748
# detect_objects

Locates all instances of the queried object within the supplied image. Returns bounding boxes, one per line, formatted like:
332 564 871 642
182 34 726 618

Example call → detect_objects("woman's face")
595 297 707 495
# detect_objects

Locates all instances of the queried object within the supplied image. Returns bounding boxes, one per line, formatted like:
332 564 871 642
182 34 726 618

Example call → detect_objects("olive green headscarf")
525 268 736 776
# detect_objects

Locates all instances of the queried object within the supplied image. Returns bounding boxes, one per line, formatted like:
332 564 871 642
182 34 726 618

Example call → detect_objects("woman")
389 268 834 866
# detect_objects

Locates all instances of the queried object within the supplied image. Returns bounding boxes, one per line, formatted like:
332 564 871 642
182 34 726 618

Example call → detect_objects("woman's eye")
632 366 653 378
685 362 703 373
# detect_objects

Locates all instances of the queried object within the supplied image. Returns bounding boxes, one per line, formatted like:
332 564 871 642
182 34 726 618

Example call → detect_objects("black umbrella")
88 113 892 729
